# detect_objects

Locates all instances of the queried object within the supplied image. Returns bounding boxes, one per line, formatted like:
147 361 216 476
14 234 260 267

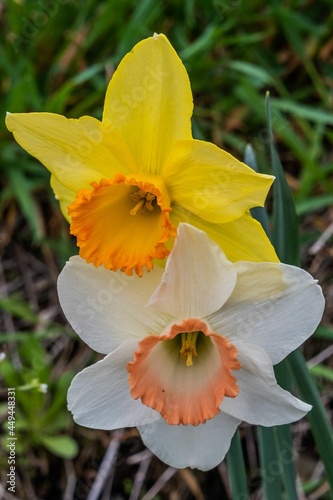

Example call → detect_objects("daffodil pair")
6 34 325 471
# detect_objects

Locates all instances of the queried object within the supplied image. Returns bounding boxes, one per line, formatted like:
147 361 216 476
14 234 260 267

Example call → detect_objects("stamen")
179 331 199 366
130 198 146 215
130 189 156 215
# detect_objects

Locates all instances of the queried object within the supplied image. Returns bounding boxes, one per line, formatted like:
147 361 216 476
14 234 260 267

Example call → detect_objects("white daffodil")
58 224 324 471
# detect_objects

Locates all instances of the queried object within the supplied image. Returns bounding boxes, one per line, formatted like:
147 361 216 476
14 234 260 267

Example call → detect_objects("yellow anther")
144 193 156 211
180 331 199 367
130 190 156 215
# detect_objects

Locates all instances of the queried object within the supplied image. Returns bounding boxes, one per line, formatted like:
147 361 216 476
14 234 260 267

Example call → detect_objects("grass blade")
266 93 300 266
287 349 333 498
258 427 282 499
226 430 248 499
244 143 271 237
267 93 333 497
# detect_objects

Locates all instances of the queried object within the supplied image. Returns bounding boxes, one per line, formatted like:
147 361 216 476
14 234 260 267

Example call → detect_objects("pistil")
130 189 156 215
180 331 199 367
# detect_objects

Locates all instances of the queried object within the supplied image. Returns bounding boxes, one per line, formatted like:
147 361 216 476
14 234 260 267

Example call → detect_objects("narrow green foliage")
258 427 283 500
296 194 333 216
309 364 333 384
266 93 333 498
39 435 78 460
244 143 271 236
0 335 77 460
275 425 299 499
286 350 333 498
315 325 333 340
0 297 37 324
6 167 45 242
245 132 299 499
267 93 300 266
226 431 248 498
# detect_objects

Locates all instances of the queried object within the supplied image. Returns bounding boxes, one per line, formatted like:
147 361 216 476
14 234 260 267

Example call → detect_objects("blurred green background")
1 0 333 499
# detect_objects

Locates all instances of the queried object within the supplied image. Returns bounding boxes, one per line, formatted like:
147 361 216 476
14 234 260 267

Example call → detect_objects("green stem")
226 430 248 499
287 349 333 499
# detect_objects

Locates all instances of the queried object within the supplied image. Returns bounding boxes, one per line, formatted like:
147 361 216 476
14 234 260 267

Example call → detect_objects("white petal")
58 255 168 354
67 339 161 429
221 343 311 425
138 412 240 470
148 223 237 318
209 262 324 364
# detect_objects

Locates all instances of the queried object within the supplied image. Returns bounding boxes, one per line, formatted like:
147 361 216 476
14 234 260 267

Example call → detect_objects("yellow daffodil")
6 33 278 275
58 224 324 470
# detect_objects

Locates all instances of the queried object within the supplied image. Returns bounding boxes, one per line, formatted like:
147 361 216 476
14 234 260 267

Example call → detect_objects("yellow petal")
5 112 136 193
50 175 73 221
68 173 176 276
102 33 193 175
164 139 274 223
171 203 279 263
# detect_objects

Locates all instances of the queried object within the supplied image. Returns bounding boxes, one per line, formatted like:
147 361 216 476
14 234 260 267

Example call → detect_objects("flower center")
127 318 241 426
67 173 176 276
180 331 199 366
130 189 156 215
